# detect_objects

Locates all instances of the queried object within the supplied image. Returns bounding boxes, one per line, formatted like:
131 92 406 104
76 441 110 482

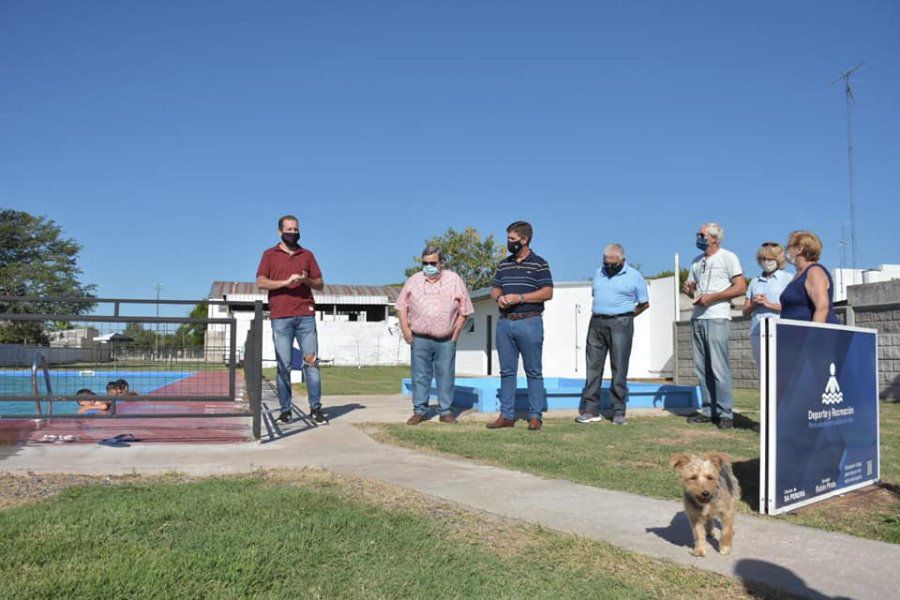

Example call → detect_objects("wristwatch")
519 294 525 304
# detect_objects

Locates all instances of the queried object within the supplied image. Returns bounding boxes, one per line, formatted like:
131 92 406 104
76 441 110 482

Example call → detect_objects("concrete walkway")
2 393 898 599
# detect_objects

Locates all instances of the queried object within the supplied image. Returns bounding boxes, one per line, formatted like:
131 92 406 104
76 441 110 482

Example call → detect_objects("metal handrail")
31 352 53 417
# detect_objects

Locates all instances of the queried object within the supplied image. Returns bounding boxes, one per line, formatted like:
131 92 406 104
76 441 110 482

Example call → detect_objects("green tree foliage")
123 304 207 351
123 322 159 349
174 303 208 347
404 227 504 290
648 268 690 288
0 209 96 343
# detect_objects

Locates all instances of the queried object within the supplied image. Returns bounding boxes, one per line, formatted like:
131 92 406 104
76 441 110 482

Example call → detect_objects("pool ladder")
31 352 53 417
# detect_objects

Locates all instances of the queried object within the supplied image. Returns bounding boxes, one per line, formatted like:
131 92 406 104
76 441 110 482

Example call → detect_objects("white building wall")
252 319 410 367
830 265 900 302
455 277 677 379
206 303 410 366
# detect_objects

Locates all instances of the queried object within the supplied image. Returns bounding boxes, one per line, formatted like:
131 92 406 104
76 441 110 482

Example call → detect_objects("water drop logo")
821 363 843 405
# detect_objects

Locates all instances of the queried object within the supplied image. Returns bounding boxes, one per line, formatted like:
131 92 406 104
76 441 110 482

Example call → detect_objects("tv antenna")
833 62 863 275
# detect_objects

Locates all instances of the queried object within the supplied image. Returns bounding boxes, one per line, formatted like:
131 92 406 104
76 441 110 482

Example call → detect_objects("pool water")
0 371 194 417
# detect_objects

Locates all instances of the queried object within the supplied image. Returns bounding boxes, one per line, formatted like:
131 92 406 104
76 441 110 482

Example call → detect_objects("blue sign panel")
766 320 879 514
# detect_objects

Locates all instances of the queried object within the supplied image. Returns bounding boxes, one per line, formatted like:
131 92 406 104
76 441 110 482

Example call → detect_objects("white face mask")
786 250 796 265
759 260 778 273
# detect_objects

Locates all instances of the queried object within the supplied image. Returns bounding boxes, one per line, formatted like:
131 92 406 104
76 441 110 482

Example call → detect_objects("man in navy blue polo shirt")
487 221 554 431
576 243 649 426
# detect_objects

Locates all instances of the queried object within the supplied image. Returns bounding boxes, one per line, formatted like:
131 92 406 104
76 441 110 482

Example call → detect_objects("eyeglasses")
700 258 707 273
422 261 439 266
761 242 780 247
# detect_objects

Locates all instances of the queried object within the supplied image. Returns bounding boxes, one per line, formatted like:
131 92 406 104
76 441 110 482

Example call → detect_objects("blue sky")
2 1 898 315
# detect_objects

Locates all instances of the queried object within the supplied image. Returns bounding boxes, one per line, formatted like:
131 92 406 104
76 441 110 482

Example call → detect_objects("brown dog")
670 452 741 557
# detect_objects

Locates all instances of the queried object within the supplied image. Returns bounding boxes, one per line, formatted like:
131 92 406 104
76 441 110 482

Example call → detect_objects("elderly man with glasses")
397 247 474 425
682 222 746 429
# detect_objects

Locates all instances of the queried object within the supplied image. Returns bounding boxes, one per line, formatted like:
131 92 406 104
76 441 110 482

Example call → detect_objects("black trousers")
580 315 634 416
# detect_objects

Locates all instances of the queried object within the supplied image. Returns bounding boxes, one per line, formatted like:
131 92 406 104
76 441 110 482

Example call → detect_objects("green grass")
0 474 763 599
262 365 408 396
375 390 900 544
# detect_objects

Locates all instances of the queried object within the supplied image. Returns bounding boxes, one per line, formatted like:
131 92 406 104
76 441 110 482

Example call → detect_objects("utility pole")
154 283 163 359
834 63 863 283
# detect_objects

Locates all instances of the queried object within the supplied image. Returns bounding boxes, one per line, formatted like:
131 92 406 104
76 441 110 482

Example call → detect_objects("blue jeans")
497 316 546 420
691 319 733 420
411 336 456 416
272 316 322 413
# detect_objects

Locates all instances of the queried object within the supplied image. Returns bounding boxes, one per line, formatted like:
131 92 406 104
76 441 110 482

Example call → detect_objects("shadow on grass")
732 458 760 510
733 412 760 431
735 559 850 599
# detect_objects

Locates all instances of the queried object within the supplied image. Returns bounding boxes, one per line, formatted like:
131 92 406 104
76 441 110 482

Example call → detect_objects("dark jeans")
691 318 733 420
580 315 634 416
496 316 546 420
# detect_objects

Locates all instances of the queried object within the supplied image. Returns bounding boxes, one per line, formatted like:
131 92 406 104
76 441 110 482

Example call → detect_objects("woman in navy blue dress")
779 230 839 324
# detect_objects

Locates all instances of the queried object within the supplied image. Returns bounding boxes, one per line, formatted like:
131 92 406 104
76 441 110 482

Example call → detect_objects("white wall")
206 303 410 367
455 277 677 379
259 319 410 367
0 344 111 367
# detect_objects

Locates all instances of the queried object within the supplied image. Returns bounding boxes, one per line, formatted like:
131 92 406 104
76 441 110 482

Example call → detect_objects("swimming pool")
401 376 701 413
0 370 195 417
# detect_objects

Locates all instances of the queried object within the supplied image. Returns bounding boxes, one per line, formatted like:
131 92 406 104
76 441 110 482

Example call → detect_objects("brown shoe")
486 416 515 429
439 414 457 424
406 413 426 425
528 417 542 431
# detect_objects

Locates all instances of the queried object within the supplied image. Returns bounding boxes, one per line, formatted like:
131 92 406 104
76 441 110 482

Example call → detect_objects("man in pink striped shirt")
397 247 474 425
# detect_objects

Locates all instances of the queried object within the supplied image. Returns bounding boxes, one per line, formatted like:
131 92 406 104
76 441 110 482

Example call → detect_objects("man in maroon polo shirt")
256 215 327 424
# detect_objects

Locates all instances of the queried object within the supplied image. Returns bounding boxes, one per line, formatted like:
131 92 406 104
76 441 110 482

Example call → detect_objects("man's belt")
413 333 453 342
500 311 543 321
593 311 635 319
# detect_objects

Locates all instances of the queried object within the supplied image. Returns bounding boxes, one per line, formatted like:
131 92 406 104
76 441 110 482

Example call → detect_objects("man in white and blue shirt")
577 243 649 426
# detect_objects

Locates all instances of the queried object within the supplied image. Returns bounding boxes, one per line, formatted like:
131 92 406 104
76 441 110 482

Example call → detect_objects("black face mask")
281 232 300 248
604 262 623 276
507 240 523 254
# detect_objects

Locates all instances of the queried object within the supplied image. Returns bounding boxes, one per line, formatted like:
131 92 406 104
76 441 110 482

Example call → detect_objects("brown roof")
208 281 402 304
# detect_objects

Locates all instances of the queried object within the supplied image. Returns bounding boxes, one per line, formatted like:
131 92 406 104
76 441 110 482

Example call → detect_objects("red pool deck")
0 371 252 445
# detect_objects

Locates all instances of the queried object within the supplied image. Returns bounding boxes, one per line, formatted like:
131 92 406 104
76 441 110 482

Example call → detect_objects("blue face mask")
695 233 709 251
423 265 440 278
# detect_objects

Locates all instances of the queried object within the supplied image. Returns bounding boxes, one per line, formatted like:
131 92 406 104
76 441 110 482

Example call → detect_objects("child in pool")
76 388 111 415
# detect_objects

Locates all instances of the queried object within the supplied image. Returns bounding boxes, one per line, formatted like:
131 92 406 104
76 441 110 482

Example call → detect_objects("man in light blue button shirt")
577 243 649 425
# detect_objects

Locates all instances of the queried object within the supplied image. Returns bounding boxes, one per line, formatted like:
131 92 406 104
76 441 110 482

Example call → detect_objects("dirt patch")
647 427 729 446
0 472 205 511
791 483 900 518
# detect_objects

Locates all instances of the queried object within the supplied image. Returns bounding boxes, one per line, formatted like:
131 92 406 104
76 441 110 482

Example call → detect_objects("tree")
174 303 208 347
648 268 690 288
405 227 505 290
0 210 96 343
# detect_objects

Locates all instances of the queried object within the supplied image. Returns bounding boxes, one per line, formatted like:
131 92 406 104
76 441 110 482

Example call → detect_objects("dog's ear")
705 452 732 469
670 453 691 470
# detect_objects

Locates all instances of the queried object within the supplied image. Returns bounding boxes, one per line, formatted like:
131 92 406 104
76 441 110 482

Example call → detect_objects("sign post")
760 318 879 515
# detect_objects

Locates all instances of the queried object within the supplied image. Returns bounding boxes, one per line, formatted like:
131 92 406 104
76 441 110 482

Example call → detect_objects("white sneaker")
575 413 603 424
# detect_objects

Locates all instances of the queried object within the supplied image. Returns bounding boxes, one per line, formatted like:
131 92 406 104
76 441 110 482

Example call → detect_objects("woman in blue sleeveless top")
779 230 839 324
